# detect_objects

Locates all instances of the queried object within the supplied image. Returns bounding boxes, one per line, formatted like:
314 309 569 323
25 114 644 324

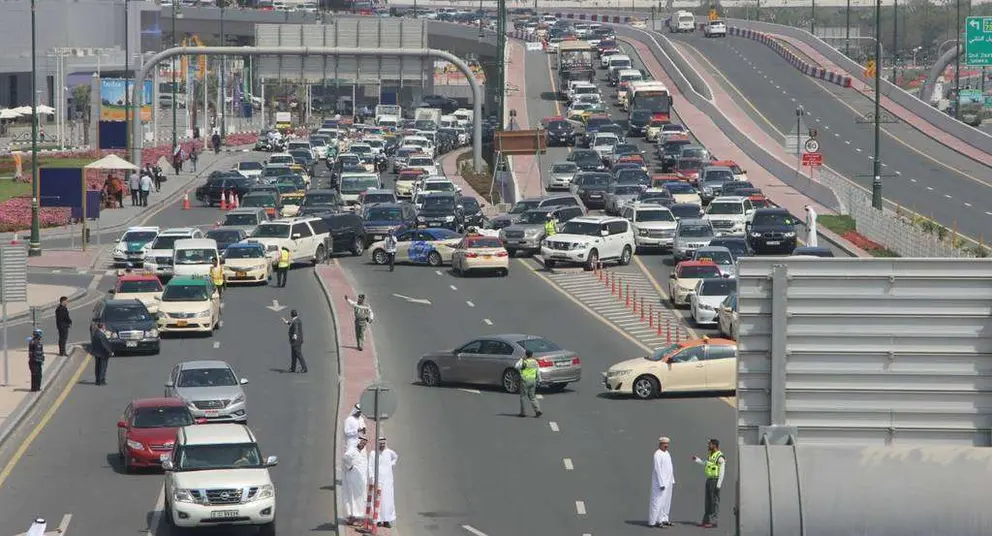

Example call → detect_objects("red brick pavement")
770 33 992 168
314 262 392 536
504 40 545 201
27 247 107 269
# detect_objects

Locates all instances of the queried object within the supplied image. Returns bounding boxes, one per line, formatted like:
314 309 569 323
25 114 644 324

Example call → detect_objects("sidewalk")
313 261 393 536
27 248 108 271
504 40 545 202
3 283 86 320
0 346 83 449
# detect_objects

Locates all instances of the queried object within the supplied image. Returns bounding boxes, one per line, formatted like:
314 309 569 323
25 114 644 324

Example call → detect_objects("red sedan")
117 398 200 472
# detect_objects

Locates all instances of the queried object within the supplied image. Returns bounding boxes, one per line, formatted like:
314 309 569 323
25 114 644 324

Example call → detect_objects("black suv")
362 202 418 244
628 109 653 137
572 172 612 209
416 192 463 231
298 189 343 216
317 212 368 256
545 119 575 146
195 172 253 206
460 196 486 228
89 298 160 355
746 208 798 254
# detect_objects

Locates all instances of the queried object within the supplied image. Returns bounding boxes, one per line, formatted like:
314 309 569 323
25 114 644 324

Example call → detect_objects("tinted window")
607 221 628 235
560 221 602 236
677 265 721 278
122 231 157 243
707 345 737 360
151 235 183 250
104 304 152 322
635 209 674 222
223 213 260 226
695 250 734 265
552 163 578 173
237 161 263 170
162 284 210 302
366 207 404 222
543 196 578 207
206 230 243 243
752 212 797 227
133 406 194 428
679 224 713 238
611 185 642 195
707 202 743 215
118 279 162 293
516 337 562 353
461 197 481 210
224 247 265 259
423 196 456 209
459 340 484 353
292 223 313 238
304 193 339 206
704 169 734 181
465 237 503 248
177 367 238 388
254 223 291 239
664 182 695 194
308 219 330 235
698 279 736 296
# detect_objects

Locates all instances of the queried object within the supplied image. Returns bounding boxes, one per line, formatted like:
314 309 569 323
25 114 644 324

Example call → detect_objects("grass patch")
0 179 31 203
817 214 856 236
456 151 496 203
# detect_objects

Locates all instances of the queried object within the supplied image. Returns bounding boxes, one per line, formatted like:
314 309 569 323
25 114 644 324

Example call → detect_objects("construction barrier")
713 25 853 89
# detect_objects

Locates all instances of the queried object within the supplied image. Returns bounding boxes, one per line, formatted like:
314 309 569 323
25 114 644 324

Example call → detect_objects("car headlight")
639 229 649 237
751 232 761 238
196 309 212 318
417 216 426 222
784 231 796 237
113 247 124 255
607 369 632 377
444 215 455 222
232 394 245 404
108 331 119 339
126 439 144 451
253 484 275 501
256 263 268 271
145 329 159 338
173 489 199 504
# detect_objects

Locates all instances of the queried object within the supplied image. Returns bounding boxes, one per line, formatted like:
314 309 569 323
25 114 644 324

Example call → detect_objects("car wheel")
371 249 389 265
420 362 442 387
427 251 443 267
258 519 276 536
584 249 599 271
312 244 327 265
121 450 132 473
501 268 510 277
351 237 365 256
619 245 632 266
633 375 660 399
502 368 521 394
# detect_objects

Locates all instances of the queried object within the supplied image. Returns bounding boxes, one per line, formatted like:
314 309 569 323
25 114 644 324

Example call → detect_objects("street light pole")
124 0 130 157
219 4 226 138
845 0 851 57
28 0 41 257
811 0 816 36
872 0 883 210
172 6 178 152
954 0 961 120
892 0 898 84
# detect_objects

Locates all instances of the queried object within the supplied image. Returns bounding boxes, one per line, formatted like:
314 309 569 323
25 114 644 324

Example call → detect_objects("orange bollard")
640 297 646 321
666 320 672 344
611 274 617 296
625 283 631 307
649 304 654 328
363 483 376 532
231 192 239 209
182 191 190 210
219 192 228 211
657 312 663 336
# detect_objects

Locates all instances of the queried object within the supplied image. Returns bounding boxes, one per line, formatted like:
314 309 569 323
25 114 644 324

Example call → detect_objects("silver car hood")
174 385 244 401
504 223 545 232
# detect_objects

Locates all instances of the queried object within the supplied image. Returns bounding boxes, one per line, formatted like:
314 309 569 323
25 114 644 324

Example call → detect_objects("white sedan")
690 278 736 325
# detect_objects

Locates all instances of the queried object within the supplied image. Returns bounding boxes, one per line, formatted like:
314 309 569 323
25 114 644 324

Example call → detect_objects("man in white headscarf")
649 436 675 528
26 518 46 536
804 205 819 247
342 436 369 525
368 436 399 528
343 404 366 451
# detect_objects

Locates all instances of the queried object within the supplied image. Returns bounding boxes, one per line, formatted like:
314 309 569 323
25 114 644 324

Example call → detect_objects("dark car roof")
131 397 189 409
424 192 457 199
307 189 338 195
754 207 791 215
103 298 146 308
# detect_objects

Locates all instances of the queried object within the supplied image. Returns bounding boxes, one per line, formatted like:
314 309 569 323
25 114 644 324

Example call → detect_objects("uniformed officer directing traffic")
693 438 727 528
91 322 114 386
276 246 291 287
515 350 542 418
345 294 375 351
27 329 44 392
210 257 225 297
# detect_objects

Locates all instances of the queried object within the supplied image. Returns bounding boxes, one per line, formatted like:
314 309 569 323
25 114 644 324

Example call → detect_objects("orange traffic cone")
220 192 228 211
182 191 190 210
10 233 19 245
231 193 239 209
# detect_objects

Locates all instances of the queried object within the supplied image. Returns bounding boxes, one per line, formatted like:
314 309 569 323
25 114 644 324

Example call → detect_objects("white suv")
162 423 277 534
621 203 678 250
144 228 205 278
541 216 635 270
704 19 727 37
248 217 332 265
703 196 753 236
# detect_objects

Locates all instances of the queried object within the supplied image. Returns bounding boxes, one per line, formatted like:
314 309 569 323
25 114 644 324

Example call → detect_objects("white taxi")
451 234 510 277
222 242 272 285
668 259 723 307
111 271 164 315
155 276 221 334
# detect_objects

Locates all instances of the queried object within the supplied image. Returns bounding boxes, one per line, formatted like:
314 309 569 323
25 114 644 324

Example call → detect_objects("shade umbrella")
35 105 55 115
12 106 33 115
0 109 20 119
84 154 139 170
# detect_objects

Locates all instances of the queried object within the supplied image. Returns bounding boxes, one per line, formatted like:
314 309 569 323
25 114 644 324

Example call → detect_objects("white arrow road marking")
564 458 574 470
213 341 220 349
576 500 587 515
265 299 287 312
392 293 432 305
56 514 71 534
457 388 482 394
549 421 560 432
462 526 489 536
466 300 475 307
483 318 493 325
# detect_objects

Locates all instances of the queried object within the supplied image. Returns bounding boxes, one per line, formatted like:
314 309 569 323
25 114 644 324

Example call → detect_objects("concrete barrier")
714 25 853 89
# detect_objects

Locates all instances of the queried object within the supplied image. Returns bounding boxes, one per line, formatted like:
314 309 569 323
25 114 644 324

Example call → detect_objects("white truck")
275 111 292 131
375 104 402 128
670 10 695 33
414 107 442 131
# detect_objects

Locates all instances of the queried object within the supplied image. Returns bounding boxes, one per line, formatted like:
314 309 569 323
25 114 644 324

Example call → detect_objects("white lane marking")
104 269 115 275
790 97 796 102
855 148 862 152
462 525 489 536
457 388 482 394
824 125 830 130
576 501 587 515
435 270 443 276
466 300 475 307
834 132 840 137
549 421 560 432
564 458 574 470
220 302 225 309
450 285 458 291
965 202 973 207
881 163 887 167
146 485 165 535
483 318 493 325
926 186 934 191
845 140 851 145
76 269 88 275
986 211 992 216
910 178 917 182
945 194 952 199
895 171 902 176
868 156 874 160
535 394 544 400
213 341 220 349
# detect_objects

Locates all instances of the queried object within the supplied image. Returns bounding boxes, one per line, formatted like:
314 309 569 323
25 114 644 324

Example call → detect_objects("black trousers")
387 252 395 271
28 361 42 391
290 344 308 372
94 355 109 385
703 478 721 525
131 189 140 206
57 326 69 356
277 267 288 287
141 190 149 206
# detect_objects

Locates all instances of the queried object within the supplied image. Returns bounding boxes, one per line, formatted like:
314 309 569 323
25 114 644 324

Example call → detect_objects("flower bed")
0 197 70 233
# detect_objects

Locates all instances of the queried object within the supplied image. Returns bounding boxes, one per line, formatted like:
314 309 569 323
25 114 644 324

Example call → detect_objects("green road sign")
965 17 992 66
985 95 992 108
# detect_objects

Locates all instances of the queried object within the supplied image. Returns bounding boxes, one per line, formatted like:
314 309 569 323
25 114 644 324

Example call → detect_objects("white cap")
659 436 671 443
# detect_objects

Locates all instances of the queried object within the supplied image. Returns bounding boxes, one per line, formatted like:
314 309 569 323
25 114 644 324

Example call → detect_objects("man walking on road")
693 438 727 528
342 436 369 526
345 294 374 351
91 322 114 386
544 214 558 273
140 169 154 207
515 350 542 418
343 403 367 451
55 296 71 356
384 229 398 272
210 258 225 298
282 309 308 373
128 170 141 206
649 436 675 528
27 329 44 392
276 247 290 287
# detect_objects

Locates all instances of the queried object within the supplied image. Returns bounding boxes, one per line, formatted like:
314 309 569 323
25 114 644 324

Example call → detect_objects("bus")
627 81 673 122
557 40 595 88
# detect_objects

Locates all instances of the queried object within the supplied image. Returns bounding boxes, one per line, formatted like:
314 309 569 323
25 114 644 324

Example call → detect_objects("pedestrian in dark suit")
90 323 114 385
283 309 308 373
27 329 44 392
55 296 72 356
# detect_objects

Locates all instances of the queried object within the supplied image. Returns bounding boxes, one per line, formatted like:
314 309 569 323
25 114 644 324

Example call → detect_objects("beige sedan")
451 235 510 277
603 337 738 399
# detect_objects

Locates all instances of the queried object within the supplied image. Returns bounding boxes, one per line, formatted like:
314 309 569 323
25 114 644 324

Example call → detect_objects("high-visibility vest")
704 450 724 479
210 265 224 286
544 219 557 237
278 250 290 268
520 358 539 382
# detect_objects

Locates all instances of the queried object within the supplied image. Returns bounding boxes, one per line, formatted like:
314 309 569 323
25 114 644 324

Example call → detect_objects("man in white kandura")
649 436 676 528
342 436 369 525
804 204 819 247
343 403 367 451
368 436 399 528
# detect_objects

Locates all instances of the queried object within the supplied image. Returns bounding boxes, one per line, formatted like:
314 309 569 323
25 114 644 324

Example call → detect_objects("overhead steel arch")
129 45 485 172
921 44 962 105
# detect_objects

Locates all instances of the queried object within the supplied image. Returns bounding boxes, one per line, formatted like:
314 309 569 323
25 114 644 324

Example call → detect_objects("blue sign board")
70 191 102 220
39 168 84 208
99 121 127 150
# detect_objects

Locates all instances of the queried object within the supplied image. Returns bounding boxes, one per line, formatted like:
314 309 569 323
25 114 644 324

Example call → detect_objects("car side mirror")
117 420 127 428
161 459 174 471
240 378 249 385
165 380 174 388
669 273 676 279
265 455 279 467
292 233 301 239
600 229 609 237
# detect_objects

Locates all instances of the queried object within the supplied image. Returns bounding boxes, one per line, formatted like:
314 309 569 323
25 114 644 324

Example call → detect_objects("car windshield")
705 169 734 181
339 156 360 166
206 230 242 243
104 304 151 322
304 193 338 205
253 223 291 239
519 211 551 224
707 203 743 215
123 231 157 243
177 443 263 471
680 224 713 238
462 198 480 210
366 207 403 221
636 210 674 222
617 169 649 183
679 265 721 278
238 162 263 170
262 167 288 177
424 182 455 192
133 406 194 429
630 110 652 121
177 367 238 388
351 145 372 154
225 247 265 259
665 182 695 194
594 136 618 147
162 282 210 301
118 279 162 293
223 214 258 226
612 185 642 195
579 175 610 187
678 159 701 170
711 240 748 257
753 212 797 226
646 343 680 362
150 235 183 250
671 205 702 219
242 195 276 207
423 196 456 210
517 337 562 353
175 248 217 265
466 237 504 248
560 221 602 236
699 279 736 296
341 177 380 194
364 193 396 204
552 163 577 173
696 250 734 265
409 158 434 166
510 201 540 214
311 139 327 147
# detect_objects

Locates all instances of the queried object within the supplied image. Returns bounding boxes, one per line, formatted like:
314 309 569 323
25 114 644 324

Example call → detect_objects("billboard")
100 79 153 122
99 121 128 150
39 168 85 208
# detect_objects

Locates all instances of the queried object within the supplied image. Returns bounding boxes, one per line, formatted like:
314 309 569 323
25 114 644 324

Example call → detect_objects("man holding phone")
282 309 308 373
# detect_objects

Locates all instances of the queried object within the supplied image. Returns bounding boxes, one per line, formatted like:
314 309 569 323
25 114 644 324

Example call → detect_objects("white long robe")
342 446 369 518
648 449 675 526
343 414 366 451
368 447 399 523
805 206 819 247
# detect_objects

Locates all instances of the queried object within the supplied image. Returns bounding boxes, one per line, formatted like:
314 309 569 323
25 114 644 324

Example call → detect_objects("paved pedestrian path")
2 283 81 319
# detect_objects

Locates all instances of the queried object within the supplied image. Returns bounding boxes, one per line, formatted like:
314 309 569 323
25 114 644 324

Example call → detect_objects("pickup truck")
194 172 253 207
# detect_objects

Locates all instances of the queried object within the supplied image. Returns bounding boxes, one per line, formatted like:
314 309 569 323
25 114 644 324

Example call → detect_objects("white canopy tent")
0 109 20 119
84 154 139 171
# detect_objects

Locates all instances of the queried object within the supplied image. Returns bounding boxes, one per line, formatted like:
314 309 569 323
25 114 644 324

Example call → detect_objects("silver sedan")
416 334 582 393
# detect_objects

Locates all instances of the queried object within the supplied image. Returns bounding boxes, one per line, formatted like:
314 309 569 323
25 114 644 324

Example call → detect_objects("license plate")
176 320 188 327
512 241 526 245
373 235 382 240
767 241 780 245
236 271 247 277
205 410 219 417
210 510 239 519
555 361 570 368
125 341 138 348
484 255 492 259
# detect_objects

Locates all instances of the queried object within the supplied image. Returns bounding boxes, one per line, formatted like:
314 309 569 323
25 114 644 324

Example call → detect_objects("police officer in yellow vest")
515 350 542 418
543 214 558 273
692 438 726 528
276 247 291 287
210 258 225 297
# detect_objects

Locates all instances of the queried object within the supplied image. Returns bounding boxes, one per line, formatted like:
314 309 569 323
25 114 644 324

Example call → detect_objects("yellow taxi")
221 242 272 285
280 191 305 217
668 260 722 307
603 336 738 398
288 164 311 187
451 234 510 277
155 276 221 335
110 271 163 315
645 117 670 142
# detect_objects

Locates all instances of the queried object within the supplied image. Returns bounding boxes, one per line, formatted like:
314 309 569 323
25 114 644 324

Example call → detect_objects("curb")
2 286 90 325
0 345 84 450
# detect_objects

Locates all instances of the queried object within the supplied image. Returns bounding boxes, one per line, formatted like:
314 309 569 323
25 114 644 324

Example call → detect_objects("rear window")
516 337 562 353
118 279 162 293
677 265 721 278
466 237 503 248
